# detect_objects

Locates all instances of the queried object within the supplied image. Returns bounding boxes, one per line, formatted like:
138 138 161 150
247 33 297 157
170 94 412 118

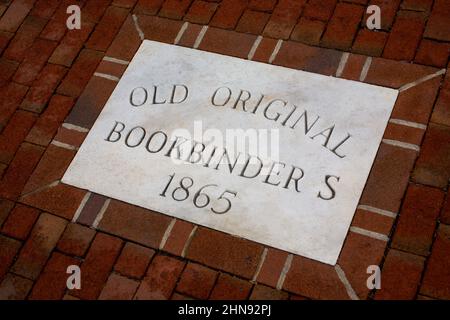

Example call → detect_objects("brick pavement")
0 0 449 300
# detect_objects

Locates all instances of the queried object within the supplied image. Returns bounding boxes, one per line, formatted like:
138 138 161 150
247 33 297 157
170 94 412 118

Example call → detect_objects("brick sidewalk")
0 0 449 300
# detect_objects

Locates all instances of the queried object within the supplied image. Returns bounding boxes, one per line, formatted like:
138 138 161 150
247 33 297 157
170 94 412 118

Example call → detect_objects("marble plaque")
62 40 398 265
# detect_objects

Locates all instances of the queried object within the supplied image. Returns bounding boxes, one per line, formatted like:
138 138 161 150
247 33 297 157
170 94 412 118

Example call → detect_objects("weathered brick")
30 0 60 18
340 54 366 81
250 284 289 300
256 248 288 288
133 0 163 15
11 212 67 280
375 249 425 300
352 29 387 57
95 59 128 78
159 0 192 20
82 0 111 23
0 0 36 32
236 10 269 35
383 122 425 146
177 263 217 299
53 126 88 148
252 37 277 63
424 0 450 41
99 273 140 300
98 200 171 248
137 14 183 43
0 235 21 280
441 193 450 225
71 233 123 300
162 219 195 256
0 58 18 87
303 0 336 21
263 0 305 39
114 242 155 278
248 0 276 12
75 193 108 226
1 204 39 240
351 208 395 236
57 223 96 257
28 252 80 300
401 0 433 11
0 273 33 300
415 39 450 68
199 27 256 58
210 0 246 29
209 273 252 300
366 0 401 30
184 0 218 24
392 184 444 255
134 254 185 299
0 30 14 54
290 18 325 46
0 82 28 129
186 227 264 279
0 200 15 228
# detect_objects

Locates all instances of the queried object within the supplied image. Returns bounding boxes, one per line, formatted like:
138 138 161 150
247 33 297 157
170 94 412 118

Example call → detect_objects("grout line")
350 226 389 242
181 225 198 257
357 205 397 218
276 254 293 290
268 39 283 64
359 57 372 81
248 35 262 61
159 218 176 249
132 14 145 41
193 25 208 49
102 56 130 65
72 192 91 223
382 139 420 152
335 264 360 300
92 198 111 229
62 123 89 133
94 72 120 82
251 247 268 282
335 52 349 78
51 140 78 151
399 68 446 92
389 118 427 130
174 22 189 45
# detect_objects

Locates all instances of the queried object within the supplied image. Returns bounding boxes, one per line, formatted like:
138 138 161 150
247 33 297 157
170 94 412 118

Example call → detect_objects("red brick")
383 122 425 146
133 0 163 15
209 0 246 30
38 0 75 41
338 232 387 299
199 27 256 59
57 49 103 97
0 142 44 200
250 284 289 300
0 200 15 228
13 38 58 85
401 0 433 11
352 29 387 57
375 249 425 299
71 233 123 300
28 252 80 300
186 227 264 279
365 57 438 88
0 110 37 164
351 209 394 235
0 0 36 32
360 143 417 213
65 76 117 128
1 204 39 240
415 39 450 68
53 126 88 148
248 0 276 12
134 254 185 299
11 212 67 280
256 248 288 288
340 54 366 81
184 0 218 24
99 273 140 300
263 0 305 39
98 200 171 248
22 144 75 194
0 30 14 54
20 183 87 220
3 15 47 62
209 273 252 300
290 18 325 46
424 0 450 41
95 61 126 79
413 124 450 188
441 194 450 225
106 15 142 60
283 255 349 299
321 3 364 50
162 219 195 256
236 10 269 35
171 292 193 300
114 242 155 278
114 0 137 8
0 81 28 129
82 0 111 23
30 0 60 18
137 14 183 43
86 6 129 51
0 235 21 280
273 41 342 76
176 262 217 299
0 273 33 300
25 96 74 146
383 11 426 61
20 64 67 113
57 223 96 257
392 184 444 255
366 0 401 30
0 58 18 87
75 193 108 226
303 0 336 21
159 0 192 20
421 224 450 299
48 21 95 67
252 37 277 63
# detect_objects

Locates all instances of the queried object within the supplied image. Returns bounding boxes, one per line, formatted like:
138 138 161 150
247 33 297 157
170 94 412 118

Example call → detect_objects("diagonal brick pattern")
0 0 449 300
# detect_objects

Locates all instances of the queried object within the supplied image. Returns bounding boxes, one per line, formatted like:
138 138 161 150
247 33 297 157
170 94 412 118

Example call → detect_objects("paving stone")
99 273 140 300
250 284 289 300
1 204 40 240
57 223 96 257
114 242 155 278
176 262 218 299
209 273 252 300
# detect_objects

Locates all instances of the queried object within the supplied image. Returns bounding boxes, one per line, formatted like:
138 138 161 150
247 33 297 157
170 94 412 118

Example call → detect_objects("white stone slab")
62 40 398 265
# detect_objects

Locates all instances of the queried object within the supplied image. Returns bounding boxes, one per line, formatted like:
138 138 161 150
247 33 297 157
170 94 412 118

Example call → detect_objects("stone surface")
63 40 397 265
